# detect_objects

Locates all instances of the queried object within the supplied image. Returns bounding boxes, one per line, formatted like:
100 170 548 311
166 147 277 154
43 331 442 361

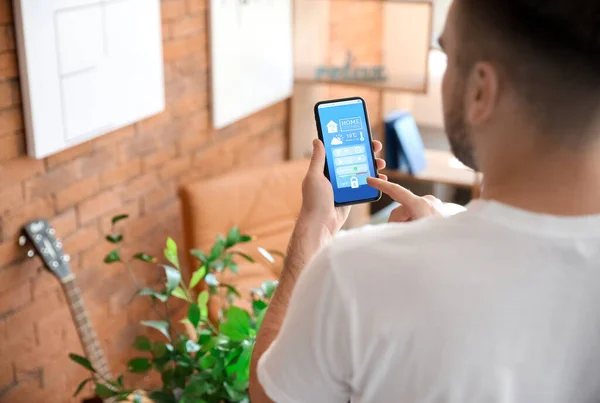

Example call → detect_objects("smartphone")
314 97 382 207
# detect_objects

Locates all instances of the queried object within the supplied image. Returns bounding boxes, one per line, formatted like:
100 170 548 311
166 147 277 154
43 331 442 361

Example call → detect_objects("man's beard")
444 80 479 171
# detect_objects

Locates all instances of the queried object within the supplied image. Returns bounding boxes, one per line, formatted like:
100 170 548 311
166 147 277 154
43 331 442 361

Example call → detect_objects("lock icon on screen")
350 177 359 189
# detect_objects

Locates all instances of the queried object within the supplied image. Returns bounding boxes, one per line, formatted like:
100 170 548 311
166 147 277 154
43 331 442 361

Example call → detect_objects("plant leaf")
164 237 179 269
229 263 239 274
197 290 209 307
209 238 225 261
73 378 92 397
162 265 181 294
133 393 143 403
252 299 268 319
137 288 168 302
171 287 189 301
152 341 173 359
239 235 253 243
117 375 124 387
68 353 95 372
148 390 177 403
104 250 121 264
133 253 156 263
127 357 152 373
105 234 123 244
232 251 255 263
189 266 207 289
95 384 118 398
190 249 208 264
111 214 129 225
225 227 241 248
133 335 152 351
200 354 217 369
188 303 201 328
185 339 200 353
141 320 170 341
261 280 278 299
220 306 251 341
257 247 275 264
204 273 219 286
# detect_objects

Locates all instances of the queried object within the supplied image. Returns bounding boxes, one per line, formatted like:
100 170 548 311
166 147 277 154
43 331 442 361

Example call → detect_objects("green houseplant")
69 215 279 403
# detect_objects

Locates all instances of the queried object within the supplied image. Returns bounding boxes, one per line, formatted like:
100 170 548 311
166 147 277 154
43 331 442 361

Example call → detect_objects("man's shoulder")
330 210 481 256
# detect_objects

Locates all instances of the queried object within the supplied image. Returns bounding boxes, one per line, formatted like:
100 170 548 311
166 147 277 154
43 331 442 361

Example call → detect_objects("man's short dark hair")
456 0 600 145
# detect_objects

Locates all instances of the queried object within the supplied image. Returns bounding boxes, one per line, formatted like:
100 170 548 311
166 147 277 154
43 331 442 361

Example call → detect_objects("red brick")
136 110 171 133
10 78 19 104
0 0 13 24
55 175 100 211
119 132 160 159
50 209 77 239
63 225 100 256
98 199 141 236
0 182 23 213
31 267 63 299
0 156 45 188
161 0 186 21
100 158 142 188
5 289 63 332
77 189 122 224
123 213 162 241
159 155 191 181
169 93 205 119
141 146 177 170
0 357 14 390
0 257 39 296
123 173 159 201
143 180 176 212
0 25 15 52
163 35 205 62
93 124 136 149
171 14 204 38
79 239 117 272
24 161 80 200
80 147 118 177
186 0 204 14
0 281 31 316
1 196 54 240
162 21 172 40
0 131 24 162
0 51 18 80
0 79 13 108
46 141 93 168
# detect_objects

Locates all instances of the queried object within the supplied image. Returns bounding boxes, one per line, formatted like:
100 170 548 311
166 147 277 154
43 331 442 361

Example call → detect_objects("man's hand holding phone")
300 139 388 237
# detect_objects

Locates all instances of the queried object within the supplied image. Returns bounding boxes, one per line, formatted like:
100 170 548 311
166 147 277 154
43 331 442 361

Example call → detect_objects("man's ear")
465 62 499 125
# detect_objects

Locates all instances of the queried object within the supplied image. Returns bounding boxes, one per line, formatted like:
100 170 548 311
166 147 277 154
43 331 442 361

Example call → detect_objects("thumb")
309 139 326 174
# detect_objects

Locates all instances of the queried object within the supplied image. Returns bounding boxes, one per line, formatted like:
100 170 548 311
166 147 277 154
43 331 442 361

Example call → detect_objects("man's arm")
249 219 332 402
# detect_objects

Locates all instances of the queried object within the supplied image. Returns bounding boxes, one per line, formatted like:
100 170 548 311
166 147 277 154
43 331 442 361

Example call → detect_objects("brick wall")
0 0 288 401
0 0 383 401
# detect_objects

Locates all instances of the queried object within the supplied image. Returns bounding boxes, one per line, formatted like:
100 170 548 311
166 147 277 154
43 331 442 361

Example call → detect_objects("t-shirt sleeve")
257 245 352 403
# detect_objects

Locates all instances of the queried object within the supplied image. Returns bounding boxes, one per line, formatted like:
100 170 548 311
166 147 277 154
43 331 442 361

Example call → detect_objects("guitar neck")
62 278 113 382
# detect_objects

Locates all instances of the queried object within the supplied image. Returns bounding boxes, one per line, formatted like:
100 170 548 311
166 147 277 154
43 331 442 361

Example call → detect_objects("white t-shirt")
258 200 600 403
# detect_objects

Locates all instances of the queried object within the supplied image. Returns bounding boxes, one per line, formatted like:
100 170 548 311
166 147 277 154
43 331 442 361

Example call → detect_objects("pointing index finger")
367 177 419 206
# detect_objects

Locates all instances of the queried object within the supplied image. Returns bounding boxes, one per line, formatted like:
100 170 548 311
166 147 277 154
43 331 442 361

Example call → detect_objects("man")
250 0 600 401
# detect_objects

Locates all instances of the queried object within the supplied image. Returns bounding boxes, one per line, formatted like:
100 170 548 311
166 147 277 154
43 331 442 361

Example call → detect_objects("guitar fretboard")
62 279 113 382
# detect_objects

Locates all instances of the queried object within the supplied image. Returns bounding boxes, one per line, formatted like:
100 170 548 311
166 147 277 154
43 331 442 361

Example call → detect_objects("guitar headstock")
21 219 72 282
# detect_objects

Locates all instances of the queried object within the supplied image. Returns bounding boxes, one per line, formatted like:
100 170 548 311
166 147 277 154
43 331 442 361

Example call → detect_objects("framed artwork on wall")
210 0 294 129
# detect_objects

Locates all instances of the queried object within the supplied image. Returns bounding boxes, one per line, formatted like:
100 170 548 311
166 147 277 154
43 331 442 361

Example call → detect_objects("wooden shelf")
383 149 480 190
294 77 428 94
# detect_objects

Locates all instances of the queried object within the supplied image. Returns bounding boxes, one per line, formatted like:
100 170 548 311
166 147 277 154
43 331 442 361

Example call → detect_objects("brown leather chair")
179 160 309 311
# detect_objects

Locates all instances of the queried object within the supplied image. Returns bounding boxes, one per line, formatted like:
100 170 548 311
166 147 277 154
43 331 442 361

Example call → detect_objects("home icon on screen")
327 120 338 133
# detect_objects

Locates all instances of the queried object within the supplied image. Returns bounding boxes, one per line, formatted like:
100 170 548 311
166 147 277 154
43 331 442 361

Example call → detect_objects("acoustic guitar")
22 219 116 402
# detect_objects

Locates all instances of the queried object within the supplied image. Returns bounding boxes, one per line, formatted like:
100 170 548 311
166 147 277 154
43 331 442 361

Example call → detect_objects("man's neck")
481 140 600 216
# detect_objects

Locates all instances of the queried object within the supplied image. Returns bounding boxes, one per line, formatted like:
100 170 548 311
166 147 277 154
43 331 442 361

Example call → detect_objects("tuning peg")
18 235 27 246
27 250 35 258
62 255 70 263
47 228 55 235
55 241 62 249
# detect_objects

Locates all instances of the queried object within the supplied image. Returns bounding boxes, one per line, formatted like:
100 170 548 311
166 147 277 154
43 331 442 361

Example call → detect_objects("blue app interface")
317 99 379 204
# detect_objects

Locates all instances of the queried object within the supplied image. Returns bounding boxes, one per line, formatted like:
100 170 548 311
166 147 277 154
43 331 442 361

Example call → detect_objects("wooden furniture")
179 160 309 314
383 149 483 198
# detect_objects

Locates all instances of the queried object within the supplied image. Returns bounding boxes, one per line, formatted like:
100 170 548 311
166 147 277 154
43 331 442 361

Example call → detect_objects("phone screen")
315 98 381 206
